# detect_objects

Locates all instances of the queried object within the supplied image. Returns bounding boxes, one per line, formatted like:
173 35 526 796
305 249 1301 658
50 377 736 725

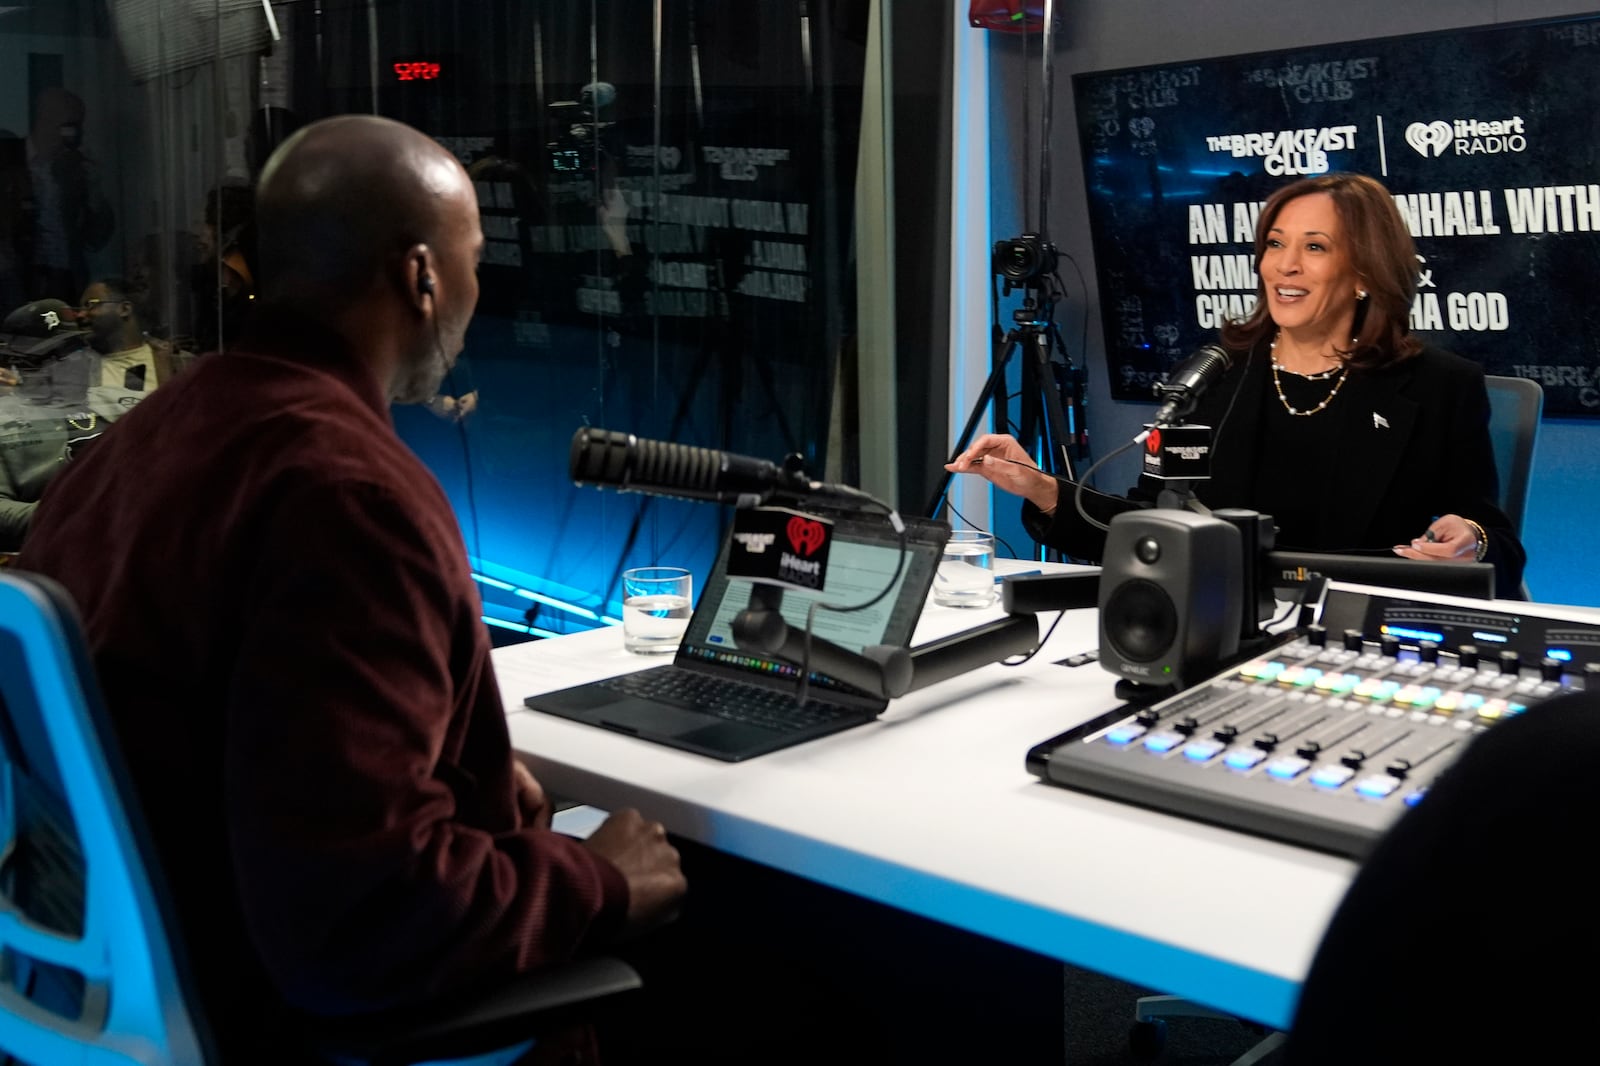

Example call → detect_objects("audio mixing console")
1028 583 1600 857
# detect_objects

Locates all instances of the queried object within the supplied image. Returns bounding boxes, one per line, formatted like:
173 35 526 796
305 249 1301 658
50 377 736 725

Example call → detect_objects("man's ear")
403 243 433 310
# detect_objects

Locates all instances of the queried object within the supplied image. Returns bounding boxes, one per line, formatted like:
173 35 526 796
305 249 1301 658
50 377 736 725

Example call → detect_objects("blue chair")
0 570 639 1065
1483 375 1542 598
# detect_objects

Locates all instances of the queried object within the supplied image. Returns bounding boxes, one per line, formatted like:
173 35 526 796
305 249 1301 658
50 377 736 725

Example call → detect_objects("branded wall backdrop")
1075 13 1600 416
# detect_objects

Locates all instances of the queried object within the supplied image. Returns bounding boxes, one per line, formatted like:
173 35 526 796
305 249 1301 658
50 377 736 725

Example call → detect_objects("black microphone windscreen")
1152 344 1234 425
569 426 786 503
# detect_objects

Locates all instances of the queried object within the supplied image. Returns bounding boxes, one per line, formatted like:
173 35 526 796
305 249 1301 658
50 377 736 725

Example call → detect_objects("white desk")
498 562 1357 1031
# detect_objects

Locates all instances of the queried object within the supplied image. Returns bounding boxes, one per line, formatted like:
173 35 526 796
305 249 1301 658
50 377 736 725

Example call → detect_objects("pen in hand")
970 455 1038 469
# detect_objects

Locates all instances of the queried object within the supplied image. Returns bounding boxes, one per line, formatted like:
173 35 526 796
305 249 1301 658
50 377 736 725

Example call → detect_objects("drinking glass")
622 567 693 653
933 531 997 608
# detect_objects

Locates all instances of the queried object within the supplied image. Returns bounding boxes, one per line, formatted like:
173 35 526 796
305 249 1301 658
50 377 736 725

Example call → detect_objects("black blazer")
1025 343 1526 597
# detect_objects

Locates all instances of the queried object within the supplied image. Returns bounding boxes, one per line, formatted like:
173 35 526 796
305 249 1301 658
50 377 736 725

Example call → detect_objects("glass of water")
622 567 694 653
933 530 997 608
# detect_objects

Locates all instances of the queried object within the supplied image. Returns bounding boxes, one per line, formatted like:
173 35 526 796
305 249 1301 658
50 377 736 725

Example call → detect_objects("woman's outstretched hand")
945 434 1060 513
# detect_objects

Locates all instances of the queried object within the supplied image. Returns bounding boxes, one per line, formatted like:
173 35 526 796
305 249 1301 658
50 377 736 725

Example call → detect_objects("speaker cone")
1104 579 1178 663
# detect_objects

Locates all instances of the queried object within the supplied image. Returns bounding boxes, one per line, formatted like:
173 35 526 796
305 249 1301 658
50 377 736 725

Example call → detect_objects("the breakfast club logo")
1404 116 1527 158
1203 125 1356 176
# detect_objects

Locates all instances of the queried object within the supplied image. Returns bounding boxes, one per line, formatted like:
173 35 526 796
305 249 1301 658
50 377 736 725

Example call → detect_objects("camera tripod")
925 281 1084 519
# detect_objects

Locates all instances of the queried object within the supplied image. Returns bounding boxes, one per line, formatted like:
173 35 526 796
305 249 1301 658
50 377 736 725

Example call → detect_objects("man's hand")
580 808 686 939
0 367 18 388
512 759 552 831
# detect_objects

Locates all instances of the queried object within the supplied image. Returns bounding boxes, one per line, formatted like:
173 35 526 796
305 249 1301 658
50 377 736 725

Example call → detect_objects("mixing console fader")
1028 584 1600 857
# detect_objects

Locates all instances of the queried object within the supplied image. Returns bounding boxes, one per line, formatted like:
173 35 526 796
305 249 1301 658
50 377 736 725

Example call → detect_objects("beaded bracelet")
1462 518 1489 563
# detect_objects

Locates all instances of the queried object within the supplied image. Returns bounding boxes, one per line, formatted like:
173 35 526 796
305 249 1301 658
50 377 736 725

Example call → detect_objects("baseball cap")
0 299 89 366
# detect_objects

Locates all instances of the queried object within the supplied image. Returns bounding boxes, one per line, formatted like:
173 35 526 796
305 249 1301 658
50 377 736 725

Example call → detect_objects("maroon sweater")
19 316 627 1039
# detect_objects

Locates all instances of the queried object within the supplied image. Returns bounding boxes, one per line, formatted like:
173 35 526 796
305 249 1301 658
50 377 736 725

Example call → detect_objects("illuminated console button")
1404 787 1429 807
1276 665 1305 686
1310 765 1355 789
1104 723 1147 747
1508 701 1528 717
1458 693 1486 712
1435 690 1464 712
1183 739 1225 763
1315 673 1361 695
1355 775 1402 799
1236 659 1272 680
1225 748 1267 771
1265 756 1311 780
1395 684 1440 707
1143 730 1185 754
1292 667 1324 688
1478 698 1510 721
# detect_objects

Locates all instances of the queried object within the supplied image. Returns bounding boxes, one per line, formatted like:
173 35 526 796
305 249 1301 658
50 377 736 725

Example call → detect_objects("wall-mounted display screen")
1074 13 1600 416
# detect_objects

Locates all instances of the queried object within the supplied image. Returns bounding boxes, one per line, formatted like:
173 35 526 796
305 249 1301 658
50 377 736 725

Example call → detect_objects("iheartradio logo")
1405 116 1527 158
1405 121 1452 158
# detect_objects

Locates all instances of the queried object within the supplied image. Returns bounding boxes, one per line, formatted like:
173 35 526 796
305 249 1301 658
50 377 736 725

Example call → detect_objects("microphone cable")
1000 606 1069 668
1071 436 1141 533
793 487 908 707
429 307 484 583
940 496 1020 560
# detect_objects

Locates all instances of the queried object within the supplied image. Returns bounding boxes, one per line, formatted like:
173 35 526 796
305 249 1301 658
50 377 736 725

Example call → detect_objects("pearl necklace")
1269 333 1348 417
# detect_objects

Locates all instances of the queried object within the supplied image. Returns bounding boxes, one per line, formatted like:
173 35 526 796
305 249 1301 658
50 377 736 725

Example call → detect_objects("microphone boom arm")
730 582 1061 701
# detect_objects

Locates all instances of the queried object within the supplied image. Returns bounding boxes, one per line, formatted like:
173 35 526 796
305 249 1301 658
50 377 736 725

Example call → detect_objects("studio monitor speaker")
1098 509 1243 692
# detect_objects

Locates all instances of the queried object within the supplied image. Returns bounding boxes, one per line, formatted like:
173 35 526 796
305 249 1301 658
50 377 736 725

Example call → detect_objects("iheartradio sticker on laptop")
727 506 833 591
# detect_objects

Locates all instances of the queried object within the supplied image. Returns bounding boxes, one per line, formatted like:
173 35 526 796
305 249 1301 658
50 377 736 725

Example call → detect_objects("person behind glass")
23 88 114 301
79 277 171 390
0 303 105 550
190 182 258 352
947 172 1525 598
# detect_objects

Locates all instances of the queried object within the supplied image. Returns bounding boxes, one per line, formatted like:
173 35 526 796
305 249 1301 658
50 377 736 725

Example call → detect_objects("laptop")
524 509 950 761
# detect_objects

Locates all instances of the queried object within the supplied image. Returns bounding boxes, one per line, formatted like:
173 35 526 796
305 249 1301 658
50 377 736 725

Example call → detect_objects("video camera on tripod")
992 232 1058 292
929 0 1087 523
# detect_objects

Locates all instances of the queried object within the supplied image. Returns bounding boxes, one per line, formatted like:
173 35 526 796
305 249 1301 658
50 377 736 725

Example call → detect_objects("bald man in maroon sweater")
17 115 684 1058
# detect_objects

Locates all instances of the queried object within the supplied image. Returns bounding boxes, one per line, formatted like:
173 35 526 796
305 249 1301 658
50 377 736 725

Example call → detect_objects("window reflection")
1 0 868 633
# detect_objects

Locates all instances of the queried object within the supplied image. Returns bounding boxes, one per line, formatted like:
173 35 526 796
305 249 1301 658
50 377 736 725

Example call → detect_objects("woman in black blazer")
948 172 1525 598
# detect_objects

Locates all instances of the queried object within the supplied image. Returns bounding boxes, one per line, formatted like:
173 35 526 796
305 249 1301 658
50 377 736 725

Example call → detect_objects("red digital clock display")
393 61 441 82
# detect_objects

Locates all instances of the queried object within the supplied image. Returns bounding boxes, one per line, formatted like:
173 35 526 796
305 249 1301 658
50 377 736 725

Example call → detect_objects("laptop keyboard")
599 670 863 733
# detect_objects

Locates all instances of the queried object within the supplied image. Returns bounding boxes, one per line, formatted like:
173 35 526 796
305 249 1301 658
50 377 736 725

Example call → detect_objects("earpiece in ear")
418 273 435 296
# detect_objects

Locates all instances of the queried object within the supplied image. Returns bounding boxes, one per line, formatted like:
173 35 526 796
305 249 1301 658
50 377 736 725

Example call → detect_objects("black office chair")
1483 374 1542 599
0 569 639 1065
1282 688 1600 1064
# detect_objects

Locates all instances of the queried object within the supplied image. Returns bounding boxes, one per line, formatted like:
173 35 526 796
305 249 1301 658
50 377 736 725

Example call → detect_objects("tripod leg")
924 331 1021 518
1029 327 1077 483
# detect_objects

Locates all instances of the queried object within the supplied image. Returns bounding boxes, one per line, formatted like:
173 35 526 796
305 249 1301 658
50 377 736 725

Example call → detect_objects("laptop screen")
675 509 950 697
